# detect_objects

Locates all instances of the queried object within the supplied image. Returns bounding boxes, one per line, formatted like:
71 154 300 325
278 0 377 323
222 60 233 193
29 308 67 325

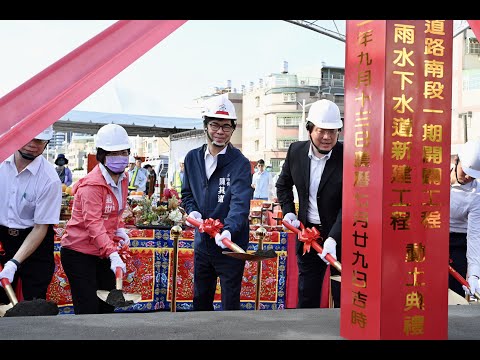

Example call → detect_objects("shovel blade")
0 303 13 317
222 251 277 262
448 289 469 305
96 289 142 307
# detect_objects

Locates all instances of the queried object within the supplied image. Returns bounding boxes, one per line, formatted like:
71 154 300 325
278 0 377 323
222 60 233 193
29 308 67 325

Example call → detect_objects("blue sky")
0 20 346 119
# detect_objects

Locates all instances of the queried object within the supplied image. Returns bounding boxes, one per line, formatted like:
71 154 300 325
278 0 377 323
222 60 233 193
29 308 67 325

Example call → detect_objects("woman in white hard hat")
182 95 253 311
449 139 480 298
0 125 63 306
60 123 132 314
276 99 344 308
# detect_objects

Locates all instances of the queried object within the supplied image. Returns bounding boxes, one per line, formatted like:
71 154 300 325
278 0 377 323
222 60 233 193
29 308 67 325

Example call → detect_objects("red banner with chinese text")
341 20 452 340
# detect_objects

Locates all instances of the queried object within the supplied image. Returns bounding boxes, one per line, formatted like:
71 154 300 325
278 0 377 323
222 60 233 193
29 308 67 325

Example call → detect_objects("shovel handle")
220 238 246 254
187 216 246 254
0 263 18 306
115 267 123 291
449 264 480 300
282 220 342 272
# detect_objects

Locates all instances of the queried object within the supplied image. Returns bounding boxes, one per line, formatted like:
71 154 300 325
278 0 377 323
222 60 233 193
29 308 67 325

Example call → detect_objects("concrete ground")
0 305 479 340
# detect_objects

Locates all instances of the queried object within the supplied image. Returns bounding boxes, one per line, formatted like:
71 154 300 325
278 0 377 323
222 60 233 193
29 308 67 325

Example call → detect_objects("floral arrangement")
133 194 187 228
162 187 181 204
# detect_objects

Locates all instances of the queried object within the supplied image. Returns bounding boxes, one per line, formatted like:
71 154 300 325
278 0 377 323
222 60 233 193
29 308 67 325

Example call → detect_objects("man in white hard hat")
60 123 131 314
182 95 253 311
276 99 343 308
0 125 63 306
449 139 480 298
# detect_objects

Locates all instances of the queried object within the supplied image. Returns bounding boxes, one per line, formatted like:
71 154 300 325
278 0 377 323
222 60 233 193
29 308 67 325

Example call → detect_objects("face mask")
56 160 66 166
105 155 129 174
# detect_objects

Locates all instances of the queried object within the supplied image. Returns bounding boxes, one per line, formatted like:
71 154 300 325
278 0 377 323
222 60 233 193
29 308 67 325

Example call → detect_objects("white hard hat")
35 125 54 141
459 139 480 179
129 155 136 163
202 95 237 120
95 124 130 151
306 99 343 129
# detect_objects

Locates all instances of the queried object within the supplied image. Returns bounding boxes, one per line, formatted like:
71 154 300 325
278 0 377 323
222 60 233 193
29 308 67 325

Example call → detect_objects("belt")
8 229 20 237
0 226 31 237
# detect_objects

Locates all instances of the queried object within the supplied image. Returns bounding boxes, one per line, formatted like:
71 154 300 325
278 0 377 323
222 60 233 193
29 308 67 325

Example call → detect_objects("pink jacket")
61 164 129 258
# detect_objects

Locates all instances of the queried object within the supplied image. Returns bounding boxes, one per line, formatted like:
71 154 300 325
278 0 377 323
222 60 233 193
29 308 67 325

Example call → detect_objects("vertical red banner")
341 20 452 340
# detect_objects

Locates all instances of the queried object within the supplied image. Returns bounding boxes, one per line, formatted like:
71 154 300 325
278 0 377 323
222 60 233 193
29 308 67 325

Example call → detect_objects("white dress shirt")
0 154 62 228
306 145 331 225
204 145 227 180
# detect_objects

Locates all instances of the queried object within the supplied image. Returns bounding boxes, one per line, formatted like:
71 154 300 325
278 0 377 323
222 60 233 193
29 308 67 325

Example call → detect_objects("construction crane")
284 20 346 42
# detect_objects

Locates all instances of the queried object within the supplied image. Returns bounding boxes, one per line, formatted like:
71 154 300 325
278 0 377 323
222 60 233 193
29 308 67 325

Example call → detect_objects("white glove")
186 211 203 227
0 261 18 286
215 230 231 249
108 251 126 274
282 212 300 231
318 237 337 264
463 275 480 296
115 228 130 247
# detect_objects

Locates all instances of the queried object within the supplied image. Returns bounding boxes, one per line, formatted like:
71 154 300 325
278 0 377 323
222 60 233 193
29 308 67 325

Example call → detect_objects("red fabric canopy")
0 20 187 162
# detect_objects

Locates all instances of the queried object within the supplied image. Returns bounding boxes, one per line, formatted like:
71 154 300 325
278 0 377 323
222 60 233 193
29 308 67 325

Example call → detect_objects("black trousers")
193 250 245 311
449 232 468 297
296 222 341 308
0 225 54 304
60 247 115 314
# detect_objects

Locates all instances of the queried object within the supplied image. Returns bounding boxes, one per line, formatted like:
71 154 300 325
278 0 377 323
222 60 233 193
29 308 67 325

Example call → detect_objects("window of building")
466 37 480 55
283 92 296 103
333 95 344 107
277 138 296 150
255 118 260 129
270 158 283 172
463 70 480 91
255 96 260 107
277 115 301 127
255 140 259 151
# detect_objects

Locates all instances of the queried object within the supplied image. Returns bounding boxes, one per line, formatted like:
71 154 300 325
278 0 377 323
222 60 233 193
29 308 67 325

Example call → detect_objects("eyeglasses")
314 128 338 136
208 123 234 133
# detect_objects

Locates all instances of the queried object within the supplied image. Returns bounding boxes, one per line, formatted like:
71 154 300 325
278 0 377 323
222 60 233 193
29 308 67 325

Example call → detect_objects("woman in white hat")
449 139 480 298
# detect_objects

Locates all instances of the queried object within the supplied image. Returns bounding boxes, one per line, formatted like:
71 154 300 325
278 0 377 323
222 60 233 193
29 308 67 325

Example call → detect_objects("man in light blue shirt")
251 159 273 200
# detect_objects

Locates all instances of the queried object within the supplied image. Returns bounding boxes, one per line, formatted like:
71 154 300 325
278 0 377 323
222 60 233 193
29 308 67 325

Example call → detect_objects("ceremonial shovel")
186 217 277 262
0 262 58 317
449 262 480 301
97 267 142 307
282 220 342 272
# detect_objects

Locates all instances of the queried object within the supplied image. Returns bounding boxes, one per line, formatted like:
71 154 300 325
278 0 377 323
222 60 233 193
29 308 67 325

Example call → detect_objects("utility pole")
298 99 308 141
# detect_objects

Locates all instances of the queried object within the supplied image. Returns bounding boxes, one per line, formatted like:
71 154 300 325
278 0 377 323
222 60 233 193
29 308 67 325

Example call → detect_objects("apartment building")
451 25 480 156
242 62 344 172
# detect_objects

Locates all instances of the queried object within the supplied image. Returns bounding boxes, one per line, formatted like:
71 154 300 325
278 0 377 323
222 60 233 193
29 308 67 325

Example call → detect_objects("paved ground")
0 305 479 340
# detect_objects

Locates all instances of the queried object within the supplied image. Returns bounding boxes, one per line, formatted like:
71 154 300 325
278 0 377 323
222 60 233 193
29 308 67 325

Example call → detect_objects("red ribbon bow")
0 241 5 256
199 218 224 238
113 236 132 262
299 227 322 255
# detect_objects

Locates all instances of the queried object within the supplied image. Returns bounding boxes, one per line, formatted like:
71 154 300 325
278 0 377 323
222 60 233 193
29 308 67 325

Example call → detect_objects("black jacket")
276 140 343 258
